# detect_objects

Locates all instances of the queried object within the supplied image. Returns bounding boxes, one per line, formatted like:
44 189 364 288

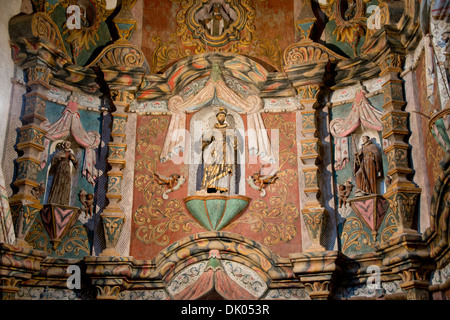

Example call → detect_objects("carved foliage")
91 46 145 68
284 45 330 66
31 13 69 56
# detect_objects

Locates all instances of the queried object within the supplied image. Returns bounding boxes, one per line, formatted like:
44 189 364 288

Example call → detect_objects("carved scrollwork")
88 45 145 68
31 13 70 57
284 41 346 67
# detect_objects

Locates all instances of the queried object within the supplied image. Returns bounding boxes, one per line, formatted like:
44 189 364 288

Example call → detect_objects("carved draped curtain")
40 100 101 185
161 70 275 164
330 88 384 170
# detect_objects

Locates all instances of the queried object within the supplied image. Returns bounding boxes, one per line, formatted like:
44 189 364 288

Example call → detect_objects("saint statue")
200 107 238 194
353 135 382 196
204 3 230 36
47 141 78 205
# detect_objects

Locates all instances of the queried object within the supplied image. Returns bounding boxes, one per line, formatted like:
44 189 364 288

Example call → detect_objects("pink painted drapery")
330 88 384 170
40 99 101 185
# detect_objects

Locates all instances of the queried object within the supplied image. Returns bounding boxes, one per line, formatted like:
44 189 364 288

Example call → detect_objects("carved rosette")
96 285 122 300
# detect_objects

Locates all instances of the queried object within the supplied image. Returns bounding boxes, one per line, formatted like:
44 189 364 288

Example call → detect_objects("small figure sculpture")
385 175 392 189
47 141 78 205
203 3 230 36
246 167 279 197
79 189 94 218
337 179 353 208
154 172 186 199
31 182 46 199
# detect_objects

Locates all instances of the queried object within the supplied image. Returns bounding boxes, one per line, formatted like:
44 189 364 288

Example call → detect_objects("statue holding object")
200 107 238 194
353 135 382 196
47 141 78 206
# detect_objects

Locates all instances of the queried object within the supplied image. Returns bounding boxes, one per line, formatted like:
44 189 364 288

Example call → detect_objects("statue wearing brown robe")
354 136 382 195
47 141 78 205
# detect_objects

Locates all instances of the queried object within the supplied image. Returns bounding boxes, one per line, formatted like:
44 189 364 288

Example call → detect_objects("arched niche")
160 63 276 189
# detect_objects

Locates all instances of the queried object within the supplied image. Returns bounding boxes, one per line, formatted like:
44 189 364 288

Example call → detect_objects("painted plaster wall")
130 112 302 260
0 2 22 162
141 0 295 73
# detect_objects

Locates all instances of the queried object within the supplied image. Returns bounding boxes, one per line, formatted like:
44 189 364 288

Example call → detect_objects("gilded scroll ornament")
133 118 200 246
176 0 254 48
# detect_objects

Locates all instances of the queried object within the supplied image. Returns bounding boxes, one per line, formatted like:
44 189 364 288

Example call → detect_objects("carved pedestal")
84 255 133 300
40 204 81 250
349 194 388 244
0 243 47 300
290 251 342 300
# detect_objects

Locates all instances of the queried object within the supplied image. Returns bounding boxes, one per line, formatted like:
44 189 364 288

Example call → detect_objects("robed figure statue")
201 107 238 194
47 140 78 205
353 135 382 195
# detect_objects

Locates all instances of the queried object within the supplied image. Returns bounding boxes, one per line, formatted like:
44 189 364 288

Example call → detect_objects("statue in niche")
47 141 78 205
202 3 233 36
199 107 238 194
353 135 382 196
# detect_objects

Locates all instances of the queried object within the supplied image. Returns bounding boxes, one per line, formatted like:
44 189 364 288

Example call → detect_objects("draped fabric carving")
40 98 101 185
160 65 276 164
330 88 384 170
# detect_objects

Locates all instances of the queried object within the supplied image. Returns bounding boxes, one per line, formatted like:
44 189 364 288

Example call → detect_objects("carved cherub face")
171 173 180 181
252 173 260 180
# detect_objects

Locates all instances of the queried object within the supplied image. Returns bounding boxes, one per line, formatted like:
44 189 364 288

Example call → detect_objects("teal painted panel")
216 199 249 231
205 199 226 230
185 200 212 231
